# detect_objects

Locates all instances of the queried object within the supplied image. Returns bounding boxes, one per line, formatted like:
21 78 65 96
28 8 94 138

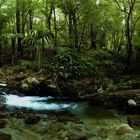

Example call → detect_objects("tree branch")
131 16 140 38
113 0 129 13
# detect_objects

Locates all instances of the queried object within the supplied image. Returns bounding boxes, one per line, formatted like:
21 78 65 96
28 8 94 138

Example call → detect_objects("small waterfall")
0 94 77 111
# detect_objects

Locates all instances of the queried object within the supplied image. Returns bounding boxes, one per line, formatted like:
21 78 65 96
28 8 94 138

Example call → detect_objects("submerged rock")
25 115 40 125
0 132 11 140
68 135 88 140
0 119 7 128
115 124 133 136
44 123 64 134
127 115 140 127
0 103 5 110
56 115 82 123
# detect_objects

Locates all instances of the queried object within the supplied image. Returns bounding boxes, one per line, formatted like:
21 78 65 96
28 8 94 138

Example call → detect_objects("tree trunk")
48 2 53 32
68 13 73 44
54 8 57 50
29 9 33 31
0 36 2 67
16 0 22 57
11 37 16 64
90 24 96 49
73 13 78 49
126 12 133 68
21 11 25 35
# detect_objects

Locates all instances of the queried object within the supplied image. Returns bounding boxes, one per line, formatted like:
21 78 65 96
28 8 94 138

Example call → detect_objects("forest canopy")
0 0 140 75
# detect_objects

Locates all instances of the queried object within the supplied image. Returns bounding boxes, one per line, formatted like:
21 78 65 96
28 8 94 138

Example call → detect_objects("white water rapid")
0 94 77 111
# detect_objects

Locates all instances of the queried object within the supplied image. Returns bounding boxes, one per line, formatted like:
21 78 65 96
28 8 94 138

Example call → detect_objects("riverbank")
0 65 140 115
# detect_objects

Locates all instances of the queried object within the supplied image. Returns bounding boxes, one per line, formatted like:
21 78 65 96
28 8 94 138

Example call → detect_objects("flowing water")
3 94 77 111
0 93 140 140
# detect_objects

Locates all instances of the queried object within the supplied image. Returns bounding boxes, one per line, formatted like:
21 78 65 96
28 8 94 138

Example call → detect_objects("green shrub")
47 48 89 79
2 60 38 73
18 60 38 70
84 49 124 77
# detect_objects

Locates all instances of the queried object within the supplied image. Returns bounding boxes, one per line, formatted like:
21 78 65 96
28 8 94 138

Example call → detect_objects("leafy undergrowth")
0 48 138 95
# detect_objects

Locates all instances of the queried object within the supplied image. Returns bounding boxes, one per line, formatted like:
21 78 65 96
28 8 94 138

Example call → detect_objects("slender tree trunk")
73 13 78 49
117 30 124 53
0 33 2 67
48 2 53 32
29 8 34 58
54 8 57 50
21 11 25 35
126 12 133 67
68 13 73 44
29 9 33 31
11 37 16 64
90 24 96 49
16 0 22 57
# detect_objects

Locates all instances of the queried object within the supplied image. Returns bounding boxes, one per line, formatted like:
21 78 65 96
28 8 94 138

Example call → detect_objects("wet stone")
0 113 7 119
25 115 40 125
0 103 5 110
0 119 7 128
44 122 65 134
115 124 133 136
0 132 11 140
56 115 82 124
127 115 140 127
68 135 88 140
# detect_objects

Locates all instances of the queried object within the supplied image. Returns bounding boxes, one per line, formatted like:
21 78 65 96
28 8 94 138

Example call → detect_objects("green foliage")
47 48 88 79
46 48 124 80
1 60 38 73
86 49 112 60
18 60 38 70
84 49 124 77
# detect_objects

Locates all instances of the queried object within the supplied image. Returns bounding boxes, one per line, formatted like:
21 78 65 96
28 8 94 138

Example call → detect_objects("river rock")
25 115 40 125
56 115 82 123
127 115 140 127
115 124 133 136
128 99 137 106
0 119 7 128
68 135 88 140
44 123 64 134
0 113 7 119
0 103 5 110
21 83 29 90
0 132 11 140
21 77 40 91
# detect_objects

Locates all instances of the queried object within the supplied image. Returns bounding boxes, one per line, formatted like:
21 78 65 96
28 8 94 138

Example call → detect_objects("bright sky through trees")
96 0 100 5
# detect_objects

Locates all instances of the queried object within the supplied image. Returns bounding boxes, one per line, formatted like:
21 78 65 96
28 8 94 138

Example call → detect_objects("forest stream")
0 91 139 140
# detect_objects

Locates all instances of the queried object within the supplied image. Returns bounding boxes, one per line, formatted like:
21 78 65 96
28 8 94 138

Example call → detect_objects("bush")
18 60 38 70
47 48 89 79
1 60 38 73
84 49 124 77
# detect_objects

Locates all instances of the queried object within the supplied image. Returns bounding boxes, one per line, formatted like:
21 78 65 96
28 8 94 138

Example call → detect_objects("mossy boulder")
115 124 133 136
21 77 40 91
